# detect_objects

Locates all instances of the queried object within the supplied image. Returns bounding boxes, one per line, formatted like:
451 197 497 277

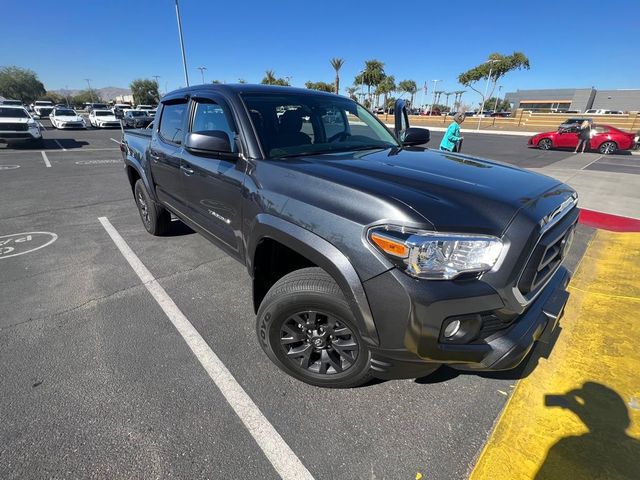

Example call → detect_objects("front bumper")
0 129 42 142
364 265 571 379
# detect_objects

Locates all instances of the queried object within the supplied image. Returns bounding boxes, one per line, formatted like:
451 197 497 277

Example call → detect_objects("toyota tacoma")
120 85 578 388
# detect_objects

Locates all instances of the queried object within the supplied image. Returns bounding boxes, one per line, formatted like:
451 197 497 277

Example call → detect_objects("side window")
321 106 346 140
191 100 237 152
159 101 187 144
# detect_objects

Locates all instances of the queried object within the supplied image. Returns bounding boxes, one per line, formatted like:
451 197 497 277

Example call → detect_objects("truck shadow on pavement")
535 382 640 479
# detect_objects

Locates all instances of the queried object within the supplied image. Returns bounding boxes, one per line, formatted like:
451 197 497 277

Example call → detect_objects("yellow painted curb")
470 231 640 480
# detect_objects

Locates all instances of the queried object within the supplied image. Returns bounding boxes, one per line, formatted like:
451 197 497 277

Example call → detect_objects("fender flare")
124 156 159 203
248 214 379 346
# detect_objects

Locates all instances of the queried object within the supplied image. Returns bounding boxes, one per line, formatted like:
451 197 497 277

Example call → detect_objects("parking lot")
1 121 638 479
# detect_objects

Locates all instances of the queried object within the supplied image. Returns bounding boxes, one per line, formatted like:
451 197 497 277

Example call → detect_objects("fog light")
443 320 461 338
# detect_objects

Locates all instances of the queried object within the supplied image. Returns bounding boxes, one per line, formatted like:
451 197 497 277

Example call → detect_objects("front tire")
256 267 374 388
538 138 552 150
133 179 171 236
599 141 617 154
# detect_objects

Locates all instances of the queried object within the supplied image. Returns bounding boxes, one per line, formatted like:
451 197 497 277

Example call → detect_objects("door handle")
180 165 194 175
149 152 160 162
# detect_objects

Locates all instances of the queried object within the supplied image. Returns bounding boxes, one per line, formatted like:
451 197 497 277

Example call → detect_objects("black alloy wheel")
279 310 359 375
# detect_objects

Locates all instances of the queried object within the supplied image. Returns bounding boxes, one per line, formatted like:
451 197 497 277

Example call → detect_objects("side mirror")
402 127 430 146
394 98 409 140
185 131 236 158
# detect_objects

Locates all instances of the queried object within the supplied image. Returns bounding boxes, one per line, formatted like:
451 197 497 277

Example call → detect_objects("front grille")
0 123 28 131
518 211 577 297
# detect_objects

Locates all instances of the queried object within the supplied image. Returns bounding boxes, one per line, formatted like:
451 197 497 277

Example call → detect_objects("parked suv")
120 85 577 388
0 105 43 147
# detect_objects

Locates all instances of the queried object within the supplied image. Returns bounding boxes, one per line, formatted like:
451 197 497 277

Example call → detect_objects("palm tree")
359 60 385 107
398 80 418 107
376 76 396 119
346 86 358 100
330 58 345 95
261 70 277 85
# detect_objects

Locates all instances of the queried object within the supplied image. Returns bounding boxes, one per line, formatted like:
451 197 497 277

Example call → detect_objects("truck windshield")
242 93 399 159
0 107 29 118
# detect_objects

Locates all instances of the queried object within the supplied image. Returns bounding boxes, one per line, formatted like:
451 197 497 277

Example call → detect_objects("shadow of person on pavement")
535 382 640 480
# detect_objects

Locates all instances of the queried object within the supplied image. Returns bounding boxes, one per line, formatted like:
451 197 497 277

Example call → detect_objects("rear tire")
599 141 617 155
256 267 374 388
134 179 171 236
538 138 552 150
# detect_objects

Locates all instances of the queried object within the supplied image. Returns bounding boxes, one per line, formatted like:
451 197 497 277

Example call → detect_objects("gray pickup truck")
120 84 578 388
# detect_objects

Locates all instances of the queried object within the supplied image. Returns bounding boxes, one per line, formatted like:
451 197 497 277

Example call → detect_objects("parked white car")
0 105 43 147
136 104 157 117
89 109 120 128
31 100 55 116
49 107 86 129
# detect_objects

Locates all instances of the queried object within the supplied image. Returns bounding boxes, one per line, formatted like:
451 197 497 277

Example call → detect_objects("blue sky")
3 0 639 106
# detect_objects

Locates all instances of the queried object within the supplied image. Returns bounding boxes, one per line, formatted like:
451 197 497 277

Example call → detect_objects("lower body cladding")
362 266 571 379
0 130 42 145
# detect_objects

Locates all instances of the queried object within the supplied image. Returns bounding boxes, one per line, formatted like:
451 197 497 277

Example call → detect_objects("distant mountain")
51 86 131 101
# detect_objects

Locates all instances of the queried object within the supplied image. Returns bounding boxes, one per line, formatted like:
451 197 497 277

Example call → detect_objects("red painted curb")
579 209 640 232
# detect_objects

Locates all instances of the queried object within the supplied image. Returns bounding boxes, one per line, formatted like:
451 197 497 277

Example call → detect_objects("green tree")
261 70 289 86
238 78 247 84
130 78 160 105
330 57 344 95
346 86 358 101
0 66 46 104
483 97 511 111
41 91 65 104
398 80 417 107
72 89 103 107
376 76 396 119
304 81 335 93
355 59 385 107
459 52 529 111
211 79 221 84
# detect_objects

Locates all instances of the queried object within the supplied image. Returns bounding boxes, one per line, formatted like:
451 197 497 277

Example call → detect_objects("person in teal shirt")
439 112 465 152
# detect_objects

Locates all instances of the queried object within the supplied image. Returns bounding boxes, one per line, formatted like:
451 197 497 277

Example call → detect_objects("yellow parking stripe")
470 231 640 480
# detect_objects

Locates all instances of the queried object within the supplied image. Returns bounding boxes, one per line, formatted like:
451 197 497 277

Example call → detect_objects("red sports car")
528 124 636 154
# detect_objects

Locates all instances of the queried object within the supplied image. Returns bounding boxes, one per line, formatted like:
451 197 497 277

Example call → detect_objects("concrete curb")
384 123 533 137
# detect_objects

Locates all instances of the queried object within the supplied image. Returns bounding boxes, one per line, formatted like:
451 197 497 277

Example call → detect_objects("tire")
599 141 617 155
133 179 171 236
538 138 552 150
256 267 374 388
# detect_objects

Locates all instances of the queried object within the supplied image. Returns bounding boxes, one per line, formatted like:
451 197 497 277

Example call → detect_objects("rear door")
180 94 246 257
149 99 189 209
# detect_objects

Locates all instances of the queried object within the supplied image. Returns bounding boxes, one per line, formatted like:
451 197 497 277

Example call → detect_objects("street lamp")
84 78 94 103
477 59 498 130
175 0 189 87
428 79 440 115
197 66 207 84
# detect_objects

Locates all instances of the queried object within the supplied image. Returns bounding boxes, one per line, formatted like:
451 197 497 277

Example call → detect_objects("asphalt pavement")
0 122 621 479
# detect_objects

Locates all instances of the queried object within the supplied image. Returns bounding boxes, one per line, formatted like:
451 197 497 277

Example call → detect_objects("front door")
554 129 579 149
149 99 189 208
180 95 246 257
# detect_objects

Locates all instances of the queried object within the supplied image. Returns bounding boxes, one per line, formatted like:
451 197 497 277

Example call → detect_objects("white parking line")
98 216 314 480
109 137 122 145
41 151 51 168
54 139 67 151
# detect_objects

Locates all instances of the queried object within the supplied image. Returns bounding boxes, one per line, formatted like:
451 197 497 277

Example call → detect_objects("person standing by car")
439 112 465 152
574 119 591 153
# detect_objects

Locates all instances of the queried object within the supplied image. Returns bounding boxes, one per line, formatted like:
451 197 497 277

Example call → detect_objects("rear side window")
159 102 187 144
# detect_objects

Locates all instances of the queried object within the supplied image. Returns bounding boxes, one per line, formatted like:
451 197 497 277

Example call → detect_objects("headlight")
368 226 505 280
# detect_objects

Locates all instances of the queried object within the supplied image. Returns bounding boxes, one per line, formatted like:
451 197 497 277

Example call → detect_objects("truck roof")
162 84 339 102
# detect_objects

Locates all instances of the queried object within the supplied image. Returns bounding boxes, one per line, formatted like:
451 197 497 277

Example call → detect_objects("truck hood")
277 147 566 235
0 117 30 124
53 115 83 122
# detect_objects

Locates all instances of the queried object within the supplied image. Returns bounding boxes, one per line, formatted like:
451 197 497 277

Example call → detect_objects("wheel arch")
248 214 379 346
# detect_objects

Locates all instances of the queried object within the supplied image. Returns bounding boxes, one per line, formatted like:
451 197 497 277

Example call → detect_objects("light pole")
175 0 189 87
477 60 498 130
420 81 427 112
197 66 207 84
152 75 161 94
493 85 503 112
428 79 440 115
84 78 94 103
